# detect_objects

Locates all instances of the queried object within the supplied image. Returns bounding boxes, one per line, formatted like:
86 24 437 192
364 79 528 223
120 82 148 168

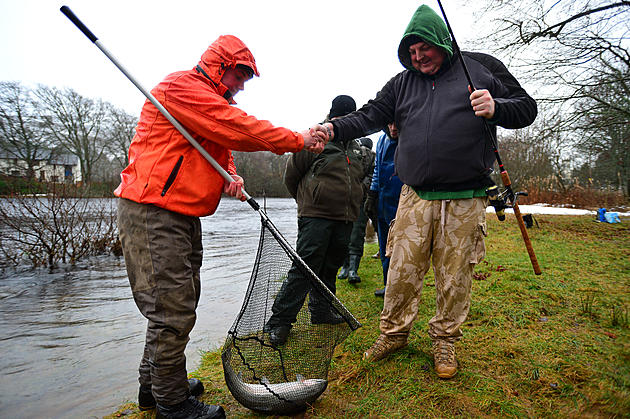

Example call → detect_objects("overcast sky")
0 0 484 133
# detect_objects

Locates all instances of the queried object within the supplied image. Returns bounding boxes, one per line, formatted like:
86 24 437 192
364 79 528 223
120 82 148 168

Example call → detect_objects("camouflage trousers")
118 198 202 405
381 185 487 341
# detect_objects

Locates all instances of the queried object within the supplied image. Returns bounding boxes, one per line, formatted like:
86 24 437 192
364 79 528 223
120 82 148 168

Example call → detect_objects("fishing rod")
436 0 542 275
59 5 362 326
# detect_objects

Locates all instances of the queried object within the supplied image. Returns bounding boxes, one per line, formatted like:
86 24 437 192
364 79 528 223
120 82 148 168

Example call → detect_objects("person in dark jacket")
314 5 537 378
265 95 366 346
338 136 375 284
364 123 403 297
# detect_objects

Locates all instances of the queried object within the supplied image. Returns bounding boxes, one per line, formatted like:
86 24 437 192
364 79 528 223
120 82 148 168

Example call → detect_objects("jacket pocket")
311 181 321 203
161 155 184 196
311 158 330 177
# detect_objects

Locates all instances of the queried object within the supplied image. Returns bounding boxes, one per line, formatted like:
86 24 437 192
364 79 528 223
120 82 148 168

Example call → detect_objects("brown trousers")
381 185 487 341
117 198 202 405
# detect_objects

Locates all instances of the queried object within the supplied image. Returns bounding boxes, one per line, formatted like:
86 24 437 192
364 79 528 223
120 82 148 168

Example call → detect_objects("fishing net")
221 216 361 415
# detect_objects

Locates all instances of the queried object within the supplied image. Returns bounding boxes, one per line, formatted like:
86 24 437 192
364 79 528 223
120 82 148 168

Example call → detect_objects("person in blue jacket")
364 122 403 297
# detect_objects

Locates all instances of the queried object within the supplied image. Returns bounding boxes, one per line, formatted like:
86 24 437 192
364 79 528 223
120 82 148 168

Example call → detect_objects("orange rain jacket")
114 35 304 217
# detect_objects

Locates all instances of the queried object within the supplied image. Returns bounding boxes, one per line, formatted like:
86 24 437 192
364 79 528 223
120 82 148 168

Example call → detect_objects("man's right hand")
301 124 329 154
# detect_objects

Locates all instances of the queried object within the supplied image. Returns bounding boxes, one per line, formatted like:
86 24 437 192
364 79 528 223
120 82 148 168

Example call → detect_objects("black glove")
364 190 378 224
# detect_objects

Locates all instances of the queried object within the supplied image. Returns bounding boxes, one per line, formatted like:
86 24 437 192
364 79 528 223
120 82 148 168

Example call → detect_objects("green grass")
107 214 630 418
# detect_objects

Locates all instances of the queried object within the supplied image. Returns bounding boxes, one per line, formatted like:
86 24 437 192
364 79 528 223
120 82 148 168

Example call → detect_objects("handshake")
300 123 334 154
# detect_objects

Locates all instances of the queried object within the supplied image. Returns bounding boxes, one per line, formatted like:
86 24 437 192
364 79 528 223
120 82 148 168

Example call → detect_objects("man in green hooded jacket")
315 4 537 378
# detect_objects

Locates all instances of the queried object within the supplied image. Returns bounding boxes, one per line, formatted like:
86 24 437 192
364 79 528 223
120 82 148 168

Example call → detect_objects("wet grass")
107 214 629 418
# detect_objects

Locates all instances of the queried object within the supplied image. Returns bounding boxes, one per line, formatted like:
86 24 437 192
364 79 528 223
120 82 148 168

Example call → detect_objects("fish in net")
222 216 361 415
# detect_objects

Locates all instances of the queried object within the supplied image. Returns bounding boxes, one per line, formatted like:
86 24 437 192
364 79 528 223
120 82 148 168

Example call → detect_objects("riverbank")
107 213 629 418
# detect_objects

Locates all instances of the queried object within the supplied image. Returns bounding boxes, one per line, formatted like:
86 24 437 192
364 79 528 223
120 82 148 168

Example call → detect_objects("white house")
0 149 82 184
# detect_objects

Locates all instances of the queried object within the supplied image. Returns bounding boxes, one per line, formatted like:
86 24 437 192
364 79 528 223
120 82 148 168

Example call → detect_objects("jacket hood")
383 126 398 141
197 35 259 100
398 4 453 72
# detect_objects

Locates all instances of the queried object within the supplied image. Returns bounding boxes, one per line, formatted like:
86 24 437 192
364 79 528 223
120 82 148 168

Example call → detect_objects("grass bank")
108 214 629 418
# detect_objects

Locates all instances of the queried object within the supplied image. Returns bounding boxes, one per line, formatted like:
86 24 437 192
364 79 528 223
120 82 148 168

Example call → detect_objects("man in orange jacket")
116 34 325 419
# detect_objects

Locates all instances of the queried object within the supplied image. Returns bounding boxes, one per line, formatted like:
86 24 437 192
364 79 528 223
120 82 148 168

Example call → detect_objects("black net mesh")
221 216 361 415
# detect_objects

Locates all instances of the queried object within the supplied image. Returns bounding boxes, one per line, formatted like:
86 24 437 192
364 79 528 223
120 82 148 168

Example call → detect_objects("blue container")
597 208 607 222
604 212 620 223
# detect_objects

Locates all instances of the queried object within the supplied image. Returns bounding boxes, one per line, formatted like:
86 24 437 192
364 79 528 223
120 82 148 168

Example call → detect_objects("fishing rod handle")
500 171 512 188
60 6 253 203
512 203 542 275
500 170 541 275
60 6 98 43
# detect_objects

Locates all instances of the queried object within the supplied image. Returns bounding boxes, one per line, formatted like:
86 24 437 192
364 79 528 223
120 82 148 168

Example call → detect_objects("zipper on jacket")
161 155 184 196
425 79 436 181
344 149 352 220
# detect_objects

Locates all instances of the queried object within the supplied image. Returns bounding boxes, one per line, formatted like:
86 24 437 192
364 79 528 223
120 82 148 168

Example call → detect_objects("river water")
0 197 300 419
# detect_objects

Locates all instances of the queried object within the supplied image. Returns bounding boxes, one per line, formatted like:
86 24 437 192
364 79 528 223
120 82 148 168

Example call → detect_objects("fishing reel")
485 185 528 222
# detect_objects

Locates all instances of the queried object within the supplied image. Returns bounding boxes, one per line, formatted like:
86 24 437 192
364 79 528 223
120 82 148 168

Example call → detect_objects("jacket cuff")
487 101 501 125
297 132 305 151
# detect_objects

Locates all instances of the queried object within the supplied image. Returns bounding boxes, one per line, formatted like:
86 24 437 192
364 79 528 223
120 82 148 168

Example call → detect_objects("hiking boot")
266 324 291 346
139 378 204 411
374 287 385 297
337 258 349 279
347 255 362 284
363 334 408 362
433 339 458 379
156 396 225 419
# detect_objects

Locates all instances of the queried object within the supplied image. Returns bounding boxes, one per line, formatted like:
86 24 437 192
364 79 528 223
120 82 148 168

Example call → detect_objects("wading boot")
156 396 225 419
337 258 349 279
433 339 458 379
347 254 362 284
139 378 205 411
311 310 345 325
264 324 291 346
363 333 408 362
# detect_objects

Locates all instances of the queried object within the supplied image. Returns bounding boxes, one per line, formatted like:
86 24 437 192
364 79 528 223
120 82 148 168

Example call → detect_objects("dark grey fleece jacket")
331 5 537 192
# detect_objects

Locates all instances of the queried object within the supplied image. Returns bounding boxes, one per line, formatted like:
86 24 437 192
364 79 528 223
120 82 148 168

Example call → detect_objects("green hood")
398 4 453 72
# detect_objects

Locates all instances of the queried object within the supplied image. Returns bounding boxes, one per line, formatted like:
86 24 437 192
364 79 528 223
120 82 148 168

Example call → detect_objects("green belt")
413 187 487 200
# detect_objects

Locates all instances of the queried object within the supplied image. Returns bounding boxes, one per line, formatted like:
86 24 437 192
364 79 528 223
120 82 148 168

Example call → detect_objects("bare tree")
473 1 629 97
580 59 628 190
0 82 50 179
105 103 137 168
472 0 629 195
495 124 555 191
232 151 290 197
90 154 124 185
34 86 109 184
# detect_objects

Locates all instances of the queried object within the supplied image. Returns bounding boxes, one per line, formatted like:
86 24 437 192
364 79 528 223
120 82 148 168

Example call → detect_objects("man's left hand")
223 174 246 201
469 86 495 119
